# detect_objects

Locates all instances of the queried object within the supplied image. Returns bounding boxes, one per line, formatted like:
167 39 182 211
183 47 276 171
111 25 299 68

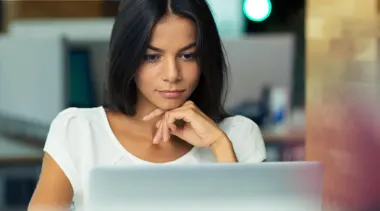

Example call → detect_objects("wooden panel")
103 0 119 17
306 0 380 210
0 0 4 32
8 0 103 19
1 1 16 32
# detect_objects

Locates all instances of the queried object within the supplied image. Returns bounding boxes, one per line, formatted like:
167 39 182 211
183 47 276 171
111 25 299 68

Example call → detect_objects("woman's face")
134 15 200 112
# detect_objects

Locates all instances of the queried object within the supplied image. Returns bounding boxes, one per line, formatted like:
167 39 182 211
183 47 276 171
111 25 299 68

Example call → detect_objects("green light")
243 0 272 22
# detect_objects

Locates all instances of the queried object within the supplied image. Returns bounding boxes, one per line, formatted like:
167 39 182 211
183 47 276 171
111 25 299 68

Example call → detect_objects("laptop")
86 162 323 211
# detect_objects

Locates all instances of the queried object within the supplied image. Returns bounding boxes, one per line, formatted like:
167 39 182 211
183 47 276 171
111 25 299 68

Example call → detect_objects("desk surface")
262 126 305 143
0 136 42 164
263 131 305 143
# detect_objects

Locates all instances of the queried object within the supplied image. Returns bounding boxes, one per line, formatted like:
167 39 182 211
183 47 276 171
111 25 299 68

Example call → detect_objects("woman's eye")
181 53 197 60
144 54 160 62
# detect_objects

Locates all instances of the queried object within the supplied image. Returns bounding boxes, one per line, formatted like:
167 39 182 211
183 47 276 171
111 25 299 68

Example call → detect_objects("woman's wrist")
210 132 238 163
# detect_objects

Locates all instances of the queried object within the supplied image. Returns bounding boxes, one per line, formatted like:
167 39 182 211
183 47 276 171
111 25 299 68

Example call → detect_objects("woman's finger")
153 122 163 144
182 101 208 119
168 122 177 134
163 113 170 142
142 108 165 121
166 107 197 125
156 119 162 128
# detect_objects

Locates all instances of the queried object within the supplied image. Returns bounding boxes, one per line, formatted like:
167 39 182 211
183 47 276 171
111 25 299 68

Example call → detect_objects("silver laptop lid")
87 162 323 211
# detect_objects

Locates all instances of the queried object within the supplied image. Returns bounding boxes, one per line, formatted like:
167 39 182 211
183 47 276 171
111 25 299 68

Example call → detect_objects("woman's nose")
162 56 181 83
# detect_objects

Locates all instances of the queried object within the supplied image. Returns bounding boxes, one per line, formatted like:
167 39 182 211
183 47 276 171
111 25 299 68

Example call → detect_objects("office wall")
223 35 294 109
0 36 66 125
8 19 113 42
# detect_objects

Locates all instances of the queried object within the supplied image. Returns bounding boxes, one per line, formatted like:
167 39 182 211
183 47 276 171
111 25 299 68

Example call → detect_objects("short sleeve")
43 108 83 194
221 115 266 163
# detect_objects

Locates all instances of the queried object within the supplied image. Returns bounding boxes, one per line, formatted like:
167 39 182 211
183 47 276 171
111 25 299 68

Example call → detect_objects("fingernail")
170 125 176 133
153 136 159 144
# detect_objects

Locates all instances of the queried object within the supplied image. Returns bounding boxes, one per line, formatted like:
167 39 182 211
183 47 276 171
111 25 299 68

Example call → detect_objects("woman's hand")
142 101 226 148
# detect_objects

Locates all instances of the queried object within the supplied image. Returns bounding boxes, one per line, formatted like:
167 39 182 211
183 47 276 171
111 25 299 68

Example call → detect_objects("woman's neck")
130 100 162 134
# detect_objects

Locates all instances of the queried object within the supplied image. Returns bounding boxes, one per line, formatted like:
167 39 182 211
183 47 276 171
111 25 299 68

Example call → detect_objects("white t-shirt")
43 106 266 211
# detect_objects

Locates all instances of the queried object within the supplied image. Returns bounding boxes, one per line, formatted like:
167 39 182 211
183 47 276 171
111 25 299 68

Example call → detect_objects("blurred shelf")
0 157 42 165
0 114 46 164
262 126 305 161
263 127 305 144
263 132 305 143
0 136 43 165
0 114 48 147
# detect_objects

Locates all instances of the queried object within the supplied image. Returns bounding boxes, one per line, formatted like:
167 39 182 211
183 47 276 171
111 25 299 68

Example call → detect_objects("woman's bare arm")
28 153 74 211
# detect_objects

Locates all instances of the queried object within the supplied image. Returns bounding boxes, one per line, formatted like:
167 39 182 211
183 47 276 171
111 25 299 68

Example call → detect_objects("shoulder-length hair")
105 0 229 122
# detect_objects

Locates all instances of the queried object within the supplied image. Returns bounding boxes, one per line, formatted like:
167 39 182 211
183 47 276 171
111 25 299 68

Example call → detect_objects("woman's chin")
156 101 185 111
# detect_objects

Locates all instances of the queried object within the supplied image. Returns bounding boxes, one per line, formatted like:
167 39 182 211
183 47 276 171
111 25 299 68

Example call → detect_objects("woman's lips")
157 90 185 99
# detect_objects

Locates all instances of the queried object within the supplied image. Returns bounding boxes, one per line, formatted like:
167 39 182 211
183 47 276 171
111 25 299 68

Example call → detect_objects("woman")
28 0 266 210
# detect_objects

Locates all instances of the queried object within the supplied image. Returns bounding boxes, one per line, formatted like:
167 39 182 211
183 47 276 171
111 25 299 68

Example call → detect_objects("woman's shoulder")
47 107 104 141
218 115 266 162
52 106 103 121
218 115 260 134
51 106 104 124
43 107 107 195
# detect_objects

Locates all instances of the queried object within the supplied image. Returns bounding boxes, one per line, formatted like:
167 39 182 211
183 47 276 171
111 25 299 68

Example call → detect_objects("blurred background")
0 0 379 210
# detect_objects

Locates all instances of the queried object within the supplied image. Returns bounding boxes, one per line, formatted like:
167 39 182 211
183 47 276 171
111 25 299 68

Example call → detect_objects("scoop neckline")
98 106 197 164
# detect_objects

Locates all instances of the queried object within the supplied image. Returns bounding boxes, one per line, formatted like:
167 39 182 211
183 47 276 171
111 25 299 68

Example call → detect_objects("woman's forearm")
211 133 238 163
